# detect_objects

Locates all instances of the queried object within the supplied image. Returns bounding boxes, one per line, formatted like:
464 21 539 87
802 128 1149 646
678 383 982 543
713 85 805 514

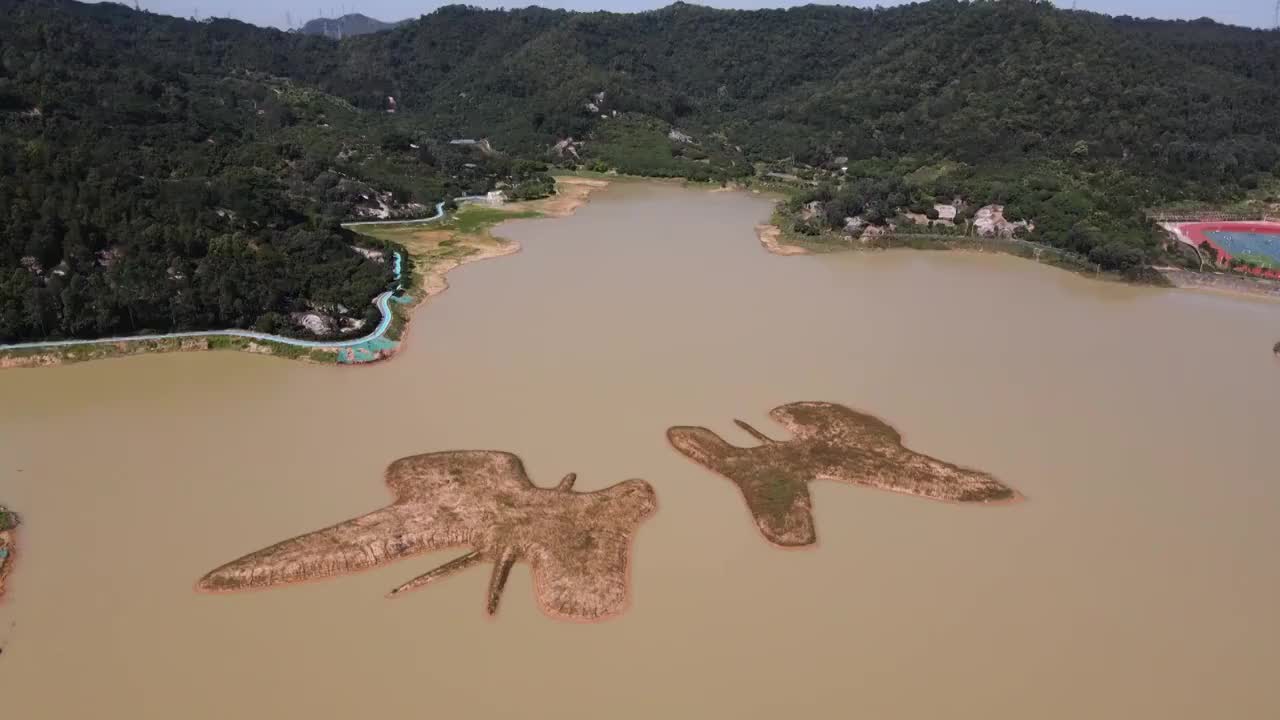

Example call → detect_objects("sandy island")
198 449 655 621
668 402 1019 547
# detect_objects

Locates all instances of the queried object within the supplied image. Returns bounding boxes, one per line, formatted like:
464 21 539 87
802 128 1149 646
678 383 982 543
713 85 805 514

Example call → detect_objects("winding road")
0 198 479 355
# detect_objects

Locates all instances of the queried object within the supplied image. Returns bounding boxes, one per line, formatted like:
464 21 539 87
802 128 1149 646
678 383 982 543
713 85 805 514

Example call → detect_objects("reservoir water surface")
1 182 1277 718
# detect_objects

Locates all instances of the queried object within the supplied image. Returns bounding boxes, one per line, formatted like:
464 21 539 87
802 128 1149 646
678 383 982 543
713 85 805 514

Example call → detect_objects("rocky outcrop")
860 224 889 243
668 128 695 143
290 312 337 336
553 137 581 160
351 246 386 262
974 205 1033 238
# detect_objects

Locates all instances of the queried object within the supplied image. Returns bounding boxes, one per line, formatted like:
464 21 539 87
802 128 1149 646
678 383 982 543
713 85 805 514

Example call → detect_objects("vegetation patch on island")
199 450 656 621
668 402 1018 547
0 505 18 600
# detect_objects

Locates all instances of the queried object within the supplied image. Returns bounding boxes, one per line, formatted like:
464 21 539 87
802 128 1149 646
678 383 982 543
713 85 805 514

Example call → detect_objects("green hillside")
2 0 1278 342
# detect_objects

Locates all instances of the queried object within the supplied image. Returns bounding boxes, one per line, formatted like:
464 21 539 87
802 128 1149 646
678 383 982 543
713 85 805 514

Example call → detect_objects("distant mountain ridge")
298 12 401 38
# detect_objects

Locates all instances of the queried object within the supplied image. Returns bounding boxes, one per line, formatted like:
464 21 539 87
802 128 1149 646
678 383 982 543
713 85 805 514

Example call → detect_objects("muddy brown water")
1 182 1278 718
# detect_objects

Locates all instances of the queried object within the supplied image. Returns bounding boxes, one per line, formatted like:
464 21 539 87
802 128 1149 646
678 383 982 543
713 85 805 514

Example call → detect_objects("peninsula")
0 177 608 368
668 402 1017 547
199 449 656 621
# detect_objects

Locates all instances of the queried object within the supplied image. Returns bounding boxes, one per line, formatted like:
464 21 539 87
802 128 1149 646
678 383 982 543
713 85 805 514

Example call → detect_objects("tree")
1197 241 1219 271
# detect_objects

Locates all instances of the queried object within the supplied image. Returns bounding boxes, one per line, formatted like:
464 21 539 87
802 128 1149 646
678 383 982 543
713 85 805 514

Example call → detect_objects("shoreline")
754 224 810 256
363 176 609 365
0 178 610 370
1156 267 1280 304
754 220 1280 303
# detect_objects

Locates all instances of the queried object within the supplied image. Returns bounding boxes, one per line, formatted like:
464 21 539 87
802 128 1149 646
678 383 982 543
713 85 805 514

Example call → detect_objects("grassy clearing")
747 472 804 527
1235 251 1279 269
353 205 541 247
445 205 541 234
350 203 545 344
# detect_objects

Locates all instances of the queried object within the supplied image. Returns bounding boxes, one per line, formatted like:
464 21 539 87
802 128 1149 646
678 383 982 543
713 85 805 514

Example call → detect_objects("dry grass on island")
199 450 656 621
0 505 18 601
667 402 1018 547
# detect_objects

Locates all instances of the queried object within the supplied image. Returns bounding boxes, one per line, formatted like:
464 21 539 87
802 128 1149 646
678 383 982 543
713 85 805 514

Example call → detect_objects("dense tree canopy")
2 0 1278 341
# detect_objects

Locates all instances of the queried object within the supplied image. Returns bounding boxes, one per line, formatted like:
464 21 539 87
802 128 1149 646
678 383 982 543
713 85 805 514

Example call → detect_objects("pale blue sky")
125 0 1277 31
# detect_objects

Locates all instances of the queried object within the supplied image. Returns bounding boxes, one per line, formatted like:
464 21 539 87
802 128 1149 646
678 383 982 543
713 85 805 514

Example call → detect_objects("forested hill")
299 13 401 38
308 1 1280 187
3 0 1279 344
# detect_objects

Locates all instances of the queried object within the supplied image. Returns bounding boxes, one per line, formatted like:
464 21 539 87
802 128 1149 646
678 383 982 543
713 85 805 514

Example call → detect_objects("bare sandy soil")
198 451 656 621
668 402 1018 546
506 176 610 218
754 223 810 256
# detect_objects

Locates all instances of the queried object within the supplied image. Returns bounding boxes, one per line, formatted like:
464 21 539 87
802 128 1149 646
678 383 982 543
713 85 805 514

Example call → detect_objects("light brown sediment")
506 176 610 218
0 353 59 369
755 223 810 256
198 451 656 621
668 402 1019 547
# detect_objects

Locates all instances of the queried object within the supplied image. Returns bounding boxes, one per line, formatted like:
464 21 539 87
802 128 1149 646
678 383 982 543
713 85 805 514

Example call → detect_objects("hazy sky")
127 0 1278 31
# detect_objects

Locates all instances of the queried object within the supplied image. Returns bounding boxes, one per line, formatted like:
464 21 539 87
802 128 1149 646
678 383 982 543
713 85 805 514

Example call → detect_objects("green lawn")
1235 251 1279 269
